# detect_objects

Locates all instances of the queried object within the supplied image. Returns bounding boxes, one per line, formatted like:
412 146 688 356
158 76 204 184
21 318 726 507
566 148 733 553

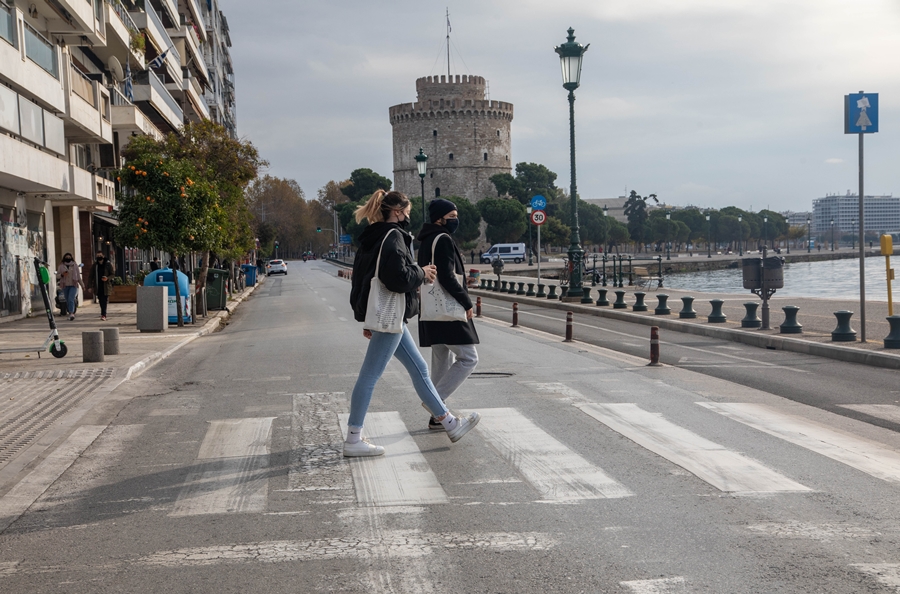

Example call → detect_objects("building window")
497 130 500 137
0 1 15 48
23 21 58 79
448 153 453 161
505 155 509 161
435 187 441 197
430 172 433 178
433 129 437 136
483 152 488 161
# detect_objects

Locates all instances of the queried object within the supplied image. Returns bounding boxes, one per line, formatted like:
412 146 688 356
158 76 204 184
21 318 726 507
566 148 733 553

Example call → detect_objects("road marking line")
328 306 336 311
838 404 900 425
470 408 631 501
699 402 900 483
621 576 687 593
578 403 809 493
338 412 449 506
288 393 352 495
0 425 106 533
170 418 274 516
851 564 900 589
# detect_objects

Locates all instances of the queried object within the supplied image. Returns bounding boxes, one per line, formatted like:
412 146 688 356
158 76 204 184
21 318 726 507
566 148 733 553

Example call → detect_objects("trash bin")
143 268 192 323
241 263 257 287
742 257 784 290
206 268 229 310
742 258 762 290
762 256 784 289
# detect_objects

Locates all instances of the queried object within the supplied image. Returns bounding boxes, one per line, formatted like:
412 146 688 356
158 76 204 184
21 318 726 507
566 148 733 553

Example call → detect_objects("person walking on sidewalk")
416 199 479 430
346 189 480 457
57 253 85 321
88 252 115 321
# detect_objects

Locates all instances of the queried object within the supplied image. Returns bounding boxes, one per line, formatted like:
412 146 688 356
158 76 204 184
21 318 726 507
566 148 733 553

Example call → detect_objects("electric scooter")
0 258 67 359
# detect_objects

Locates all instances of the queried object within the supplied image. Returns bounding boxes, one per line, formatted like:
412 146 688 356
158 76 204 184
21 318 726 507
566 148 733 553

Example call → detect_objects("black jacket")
350 222 424 324
415 224 479 347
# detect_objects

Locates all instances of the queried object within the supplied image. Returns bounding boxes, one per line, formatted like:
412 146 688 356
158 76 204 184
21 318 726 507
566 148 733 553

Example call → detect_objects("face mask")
397 217 411 230
96 257 104 263
444 219 460 234
63 258 73 263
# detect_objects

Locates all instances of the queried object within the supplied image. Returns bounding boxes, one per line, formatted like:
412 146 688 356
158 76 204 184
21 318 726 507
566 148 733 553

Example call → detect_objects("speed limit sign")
530 209 546 226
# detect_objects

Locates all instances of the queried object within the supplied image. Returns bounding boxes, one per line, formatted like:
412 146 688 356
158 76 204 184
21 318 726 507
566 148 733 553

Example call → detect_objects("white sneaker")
343 438 385 457
447 412 480 443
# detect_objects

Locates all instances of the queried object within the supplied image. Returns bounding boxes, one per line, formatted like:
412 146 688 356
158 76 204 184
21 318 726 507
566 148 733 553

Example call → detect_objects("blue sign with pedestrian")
530 195 547 210
339 234 352 245
845 93 878 134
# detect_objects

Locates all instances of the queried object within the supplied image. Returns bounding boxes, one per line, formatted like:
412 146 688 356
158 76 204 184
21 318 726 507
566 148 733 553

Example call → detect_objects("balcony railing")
70 63 97 106
107 0 138 32
109 84 131 106
0 1 15 47
23 22 58 78
145 3 180 63
134 67 183 123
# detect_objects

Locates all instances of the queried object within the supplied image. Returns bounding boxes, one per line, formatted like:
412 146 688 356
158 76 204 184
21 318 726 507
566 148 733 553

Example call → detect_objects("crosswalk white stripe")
621 576 687 593
578 403 809 493
338 412 449 506
170 418 274 516
471 407 632 501
850 563 900 589
838 404 900 425
699 402 900 484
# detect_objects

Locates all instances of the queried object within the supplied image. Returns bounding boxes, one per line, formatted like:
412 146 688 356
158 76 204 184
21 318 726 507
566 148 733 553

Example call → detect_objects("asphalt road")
2 260 900 593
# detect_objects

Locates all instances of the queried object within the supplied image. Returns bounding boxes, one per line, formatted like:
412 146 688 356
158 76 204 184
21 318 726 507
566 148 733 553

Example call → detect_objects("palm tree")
623 191 658 252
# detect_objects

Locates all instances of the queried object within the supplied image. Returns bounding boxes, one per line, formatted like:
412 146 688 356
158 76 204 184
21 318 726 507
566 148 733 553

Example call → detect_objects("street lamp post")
763 214 768 249
555 27 589 301
665 210 671 261
852 219 856 250
830 218 835 251
601 205 608 286
807 217 811 253
527 207 534 266
415 148 428 230
706 212 711 258
738 214 743 256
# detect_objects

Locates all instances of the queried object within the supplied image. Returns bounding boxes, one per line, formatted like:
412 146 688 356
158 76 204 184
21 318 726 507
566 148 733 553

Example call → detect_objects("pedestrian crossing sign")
845 92 878 134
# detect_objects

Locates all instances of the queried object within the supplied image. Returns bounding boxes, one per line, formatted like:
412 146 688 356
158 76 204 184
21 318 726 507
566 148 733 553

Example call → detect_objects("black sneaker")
428 417 443 431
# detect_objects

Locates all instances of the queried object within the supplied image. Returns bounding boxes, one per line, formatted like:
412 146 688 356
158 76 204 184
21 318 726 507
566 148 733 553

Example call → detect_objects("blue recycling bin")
241 263 257 287
143 268 192 323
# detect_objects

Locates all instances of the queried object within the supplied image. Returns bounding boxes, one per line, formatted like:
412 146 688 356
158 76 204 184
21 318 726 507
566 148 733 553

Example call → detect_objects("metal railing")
70 62 96 105
109 84 130 106
106 0 138 32
134 68 183 121
23 21 58 78
0 1 15 47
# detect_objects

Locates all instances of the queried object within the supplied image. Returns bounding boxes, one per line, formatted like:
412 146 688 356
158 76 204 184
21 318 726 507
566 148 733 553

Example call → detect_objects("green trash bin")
206 268 229 310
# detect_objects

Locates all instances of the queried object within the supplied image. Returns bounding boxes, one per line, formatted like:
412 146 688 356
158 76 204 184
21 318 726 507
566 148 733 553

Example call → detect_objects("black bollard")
779 306 802 334
559 286 569 300
509 281 519 295
493 279 502 292
741 302 762 328
679 296 697 319
884 316 900 348
516 282 526 295
613 290 628 309
831 311 857 342
596 288 610 306
500 280 508 292
708 299 727 323
655 294 671 315
581 287 593 304
537 283 547 298
633 291 648 312
547 285 558 299
526 283 536 297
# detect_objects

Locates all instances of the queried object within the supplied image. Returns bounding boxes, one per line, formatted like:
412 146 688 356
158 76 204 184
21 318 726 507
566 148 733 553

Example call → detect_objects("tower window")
497 130 500 137
430 171 434 178
435 187 441 197
484 152 488 161
505 155 509 161
433 130 437 137
448 153 453 161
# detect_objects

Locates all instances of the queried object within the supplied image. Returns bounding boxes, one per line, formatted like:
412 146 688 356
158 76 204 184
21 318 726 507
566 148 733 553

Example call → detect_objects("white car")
266 259 287 275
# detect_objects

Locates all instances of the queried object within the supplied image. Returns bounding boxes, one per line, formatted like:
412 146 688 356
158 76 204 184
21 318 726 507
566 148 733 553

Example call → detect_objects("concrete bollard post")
679 296 697 319
500 281 508 292
485 279 493 290
884 316 900 348
649 326 661 366
536 283 547 298
100 327 120 355
526 283 536 297
708 299 727 323
480 279 486 289
633 291 648 312
741 302 762 328
613 290 628 309
475 296 482 318
516 282 526 295
779 306 802 334
547 285 558 299
82 331 105 363
564 311 574 342
655 294 671 315
831 311 857 342
512 302 519 327
511 281 522 295
595 288 610 307
493 279 501 292
580 287 593 304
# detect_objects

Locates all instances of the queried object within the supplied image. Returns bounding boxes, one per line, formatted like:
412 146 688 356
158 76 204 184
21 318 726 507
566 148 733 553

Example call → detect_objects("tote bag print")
364 230 404 333
420 234 467 322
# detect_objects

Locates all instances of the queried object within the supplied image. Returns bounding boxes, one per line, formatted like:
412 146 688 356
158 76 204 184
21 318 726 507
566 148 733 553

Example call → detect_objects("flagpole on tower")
446 7 451 78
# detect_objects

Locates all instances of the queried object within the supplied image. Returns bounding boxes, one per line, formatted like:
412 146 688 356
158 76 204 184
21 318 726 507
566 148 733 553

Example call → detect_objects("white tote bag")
420 234 468 322
363 230 405 334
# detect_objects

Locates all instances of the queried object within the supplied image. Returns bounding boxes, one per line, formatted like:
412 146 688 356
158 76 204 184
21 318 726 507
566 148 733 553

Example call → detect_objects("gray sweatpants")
430 343 478 401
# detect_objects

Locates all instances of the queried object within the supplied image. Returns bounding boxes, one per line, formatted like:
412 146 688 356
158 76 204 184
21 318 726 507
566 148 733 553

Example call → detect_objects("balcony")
132 68 183 133
129 4 180 81
41 0 96 35
0 17 66 112
103 0 146 68
109 86 164 141
172 73 209 122
170 19 209 84
0 86 69 194
65 62 113 143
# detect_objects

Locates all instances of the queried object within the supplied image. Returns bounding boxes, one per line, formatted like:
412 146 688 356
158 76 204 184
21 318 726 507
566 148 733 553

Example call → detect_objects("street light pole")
665 210 671 260
763 214 768 249
807 217 811 253
852 219 856 250
706 212 711 258
831 218 835 251
738 214 743 257
555 28 589 301
527 206 534 266
415 148 428 230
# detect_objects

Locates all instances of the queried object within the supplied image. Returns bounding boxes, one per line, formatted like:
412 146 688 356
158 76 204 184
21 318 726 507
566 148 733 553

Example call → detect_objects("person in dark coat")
87 251 114 321
345 190 481 457
416 199 480 430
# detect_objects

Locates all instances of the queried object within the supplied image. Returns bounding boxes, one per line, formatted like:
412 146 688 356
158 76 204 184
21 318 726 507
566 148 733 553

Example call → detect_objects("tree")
606 219 630 252
246 176 317 257
340 168 392 203
450 197 482 247
623 191 658 251
539 216 571 250
490 162 558 205
478 198 526 243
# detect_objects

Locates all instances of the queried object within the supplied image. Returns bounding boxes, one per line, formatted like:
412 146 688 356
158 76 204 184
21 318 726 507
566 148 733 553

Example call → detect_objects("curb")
471 289 900 371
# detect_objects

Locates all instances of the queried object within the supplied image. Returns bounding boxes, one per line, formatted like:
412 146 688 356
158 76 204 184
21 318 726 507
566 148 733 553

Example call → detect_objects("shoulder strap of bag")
430 233 451 265
373 228 398 280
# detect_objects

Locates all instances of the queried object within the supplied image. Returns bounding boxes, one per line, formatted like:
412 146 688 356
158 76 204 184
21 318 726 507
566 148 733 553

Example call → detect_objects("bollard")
741 302 762 328
655 294 671 315
559 286 569 300
500 281 508 293
679 296 697 319
547 285 558 299
884 315 900 348
493 279 501 292
581 287 593 304
564 311 574 342
476 296 482 318
708 299 727 323
82 331 105 363
512 302 519 327
831 311 857 342
649 326 661 366
526 283 536 297
613 290 628 309
536 283 547 298
516 282 526 295
100 327 119 355
633 291 648 312
779 306 802 334
338 270 343 278
484 279 492 290
596 288 610 307
513 281 524 295
480 279 486 289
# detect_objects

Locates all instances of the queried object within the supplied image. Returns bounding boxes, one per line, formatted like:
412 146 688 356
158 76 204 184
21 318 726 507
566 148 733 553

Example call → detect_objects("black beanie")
428 199 457 223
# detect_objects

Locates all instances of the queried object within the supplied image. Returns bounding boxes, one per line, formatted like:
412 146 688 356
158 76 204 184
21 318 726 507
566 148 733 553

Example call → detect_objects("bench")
633 266 663 290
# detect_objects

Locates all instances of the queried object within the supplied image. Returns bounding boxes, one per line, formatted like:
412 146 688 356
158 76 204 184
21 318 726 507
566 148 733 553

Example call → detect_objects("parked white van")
481 243 527 264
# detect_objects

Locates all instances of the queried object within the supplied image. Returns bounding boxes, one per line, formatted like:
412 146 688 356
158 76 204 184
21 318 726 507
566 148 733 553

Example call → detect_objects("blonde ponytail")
354 189 410 224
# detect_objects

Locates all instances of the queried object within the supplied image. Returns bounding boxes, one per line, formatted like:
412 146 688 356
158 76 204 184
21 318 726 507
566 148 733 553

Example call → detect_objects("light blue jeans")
348 324 448 428
63 286 78 315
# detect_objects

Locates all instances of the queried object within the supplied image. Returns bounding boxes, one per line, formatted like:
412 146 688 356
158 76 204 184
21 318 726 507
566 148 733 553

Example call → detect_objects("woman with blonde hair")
346 189 480 456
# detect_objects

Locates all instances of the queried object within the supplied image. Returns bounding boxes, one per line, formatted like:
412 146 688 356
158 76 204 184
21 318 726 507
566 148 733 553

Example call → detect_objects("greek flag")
124 61 133 102
148 48 169 70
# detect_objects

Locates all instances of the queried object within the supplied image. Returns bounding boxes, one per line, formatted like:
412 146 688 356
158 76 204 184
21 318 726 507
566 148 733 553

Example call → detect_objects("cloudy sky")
220 0 900 213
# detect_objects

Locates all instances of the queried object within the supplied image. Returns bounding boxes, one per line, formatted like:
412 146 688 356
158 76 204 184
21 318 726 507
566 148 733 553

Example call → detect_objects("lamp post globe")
554 27 589 299
415 148 428 230
763 214 768 249
807 217 811 253
706 212 711 258
738 214 743 256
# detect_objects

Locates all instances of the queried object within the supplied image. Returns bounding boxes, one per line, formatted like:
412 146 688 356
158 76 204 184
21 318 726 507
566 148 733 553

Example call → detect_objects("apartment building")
812 193 900 236
0 0 237 319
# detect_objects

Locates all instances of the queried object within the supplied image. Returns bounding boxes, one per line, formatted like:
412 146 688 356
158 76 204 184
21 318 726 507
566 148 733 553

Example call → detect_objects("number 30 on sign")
530 210 546 225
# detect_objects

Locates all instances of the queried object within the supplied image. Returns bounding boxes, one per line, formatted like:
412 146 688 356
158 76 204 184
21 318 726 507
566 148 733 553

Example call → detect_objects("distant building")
781 211 812 227
812 193 899 234
202 0 237 138
582 197 628 223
